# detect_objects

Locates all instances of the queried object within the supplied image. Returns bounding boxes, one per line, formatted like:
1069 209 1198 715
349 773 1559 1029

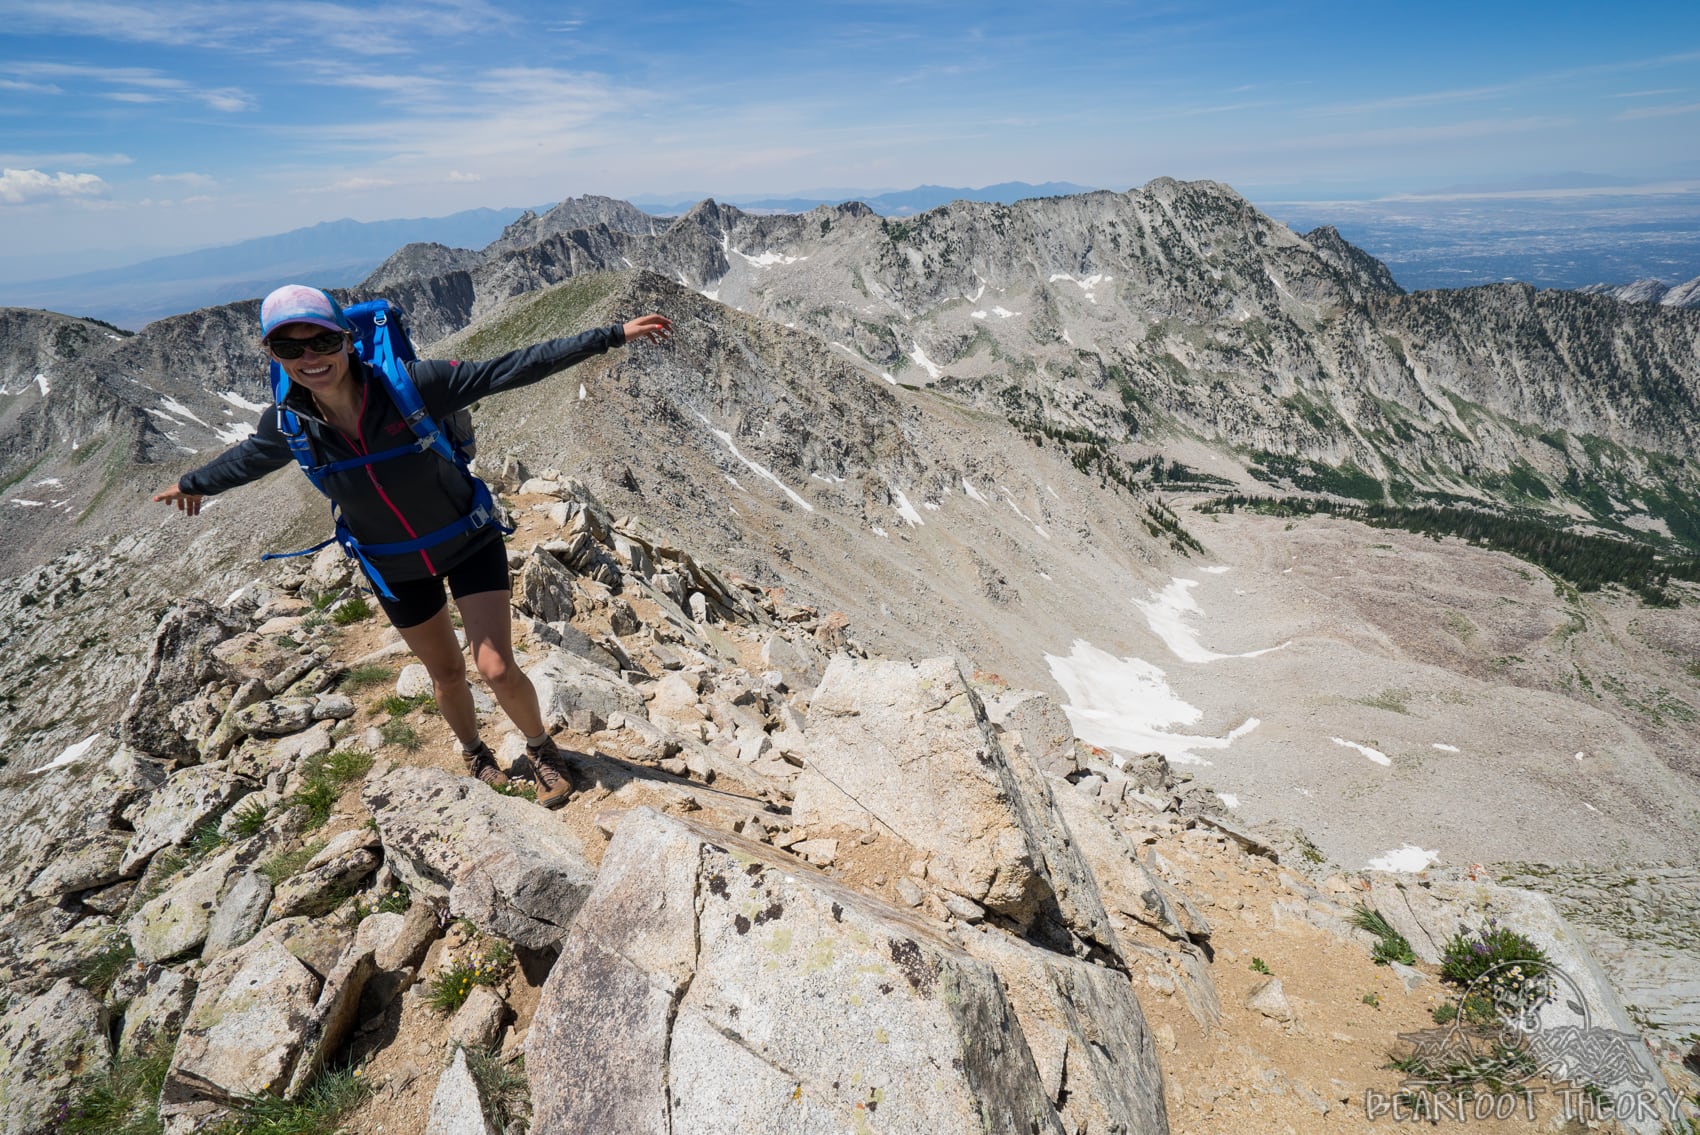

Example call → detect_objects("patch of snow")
696 413 815 512
880 372 896 384
923 501 940 511
1332 737 1391 766
33 478 62 487
1218 793 1240 808
972 311 988 320
1038 570 1051 580
1046 639 1260 766
1034 525 1050 540
962 479 988 503
701 288 720 301
1061 329 1073 344
810 472 847 484
871 526 889 538
1000 489 1037 525
1366 845 1439 873
966 283 986 302
1201 565 1231 575
1432 743 1460 753
908 344 942 381
578 383 587 402
36 373 49 396
991 306 1019 318
1048 272 1111 303
621 256 634 268
891 489 925 527
218 390 268 413
158 396 209 427
1045 484 1060 499
213 423 256 445
11 498 45 507
32 734 100 775
734 248 805 268
1135 578 1288 664
726 475 745 492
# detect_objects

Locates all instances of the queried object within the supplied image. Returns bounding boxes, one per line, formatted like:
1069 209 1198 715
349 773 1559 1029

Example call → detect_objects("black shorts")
373 537 511 629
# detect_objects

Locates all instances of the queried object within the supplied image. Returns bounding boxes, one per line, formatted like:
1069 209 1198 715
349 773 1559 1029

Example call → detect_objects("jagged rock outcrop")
1580 273 1700 308
364 766 597 950
482 193 660 257
0 308 127 395
360 242 486 293
792 656 1119 960
0 979 110 1135
529 807 1130 1134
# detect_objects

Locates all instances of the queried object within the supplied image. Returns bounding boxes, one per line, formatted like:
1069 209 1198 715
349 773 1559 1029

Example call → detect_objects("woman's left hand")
623 314 672 344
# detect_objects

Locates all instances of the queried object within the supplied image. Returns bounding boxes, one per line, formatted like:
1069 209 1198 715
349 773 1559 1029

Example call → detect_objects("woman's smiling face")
267 322 354 395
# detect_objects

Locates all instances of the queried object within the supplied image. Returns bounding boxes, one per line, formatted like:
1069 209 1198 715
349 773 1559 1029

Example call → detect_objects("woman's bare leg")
393 606 480 747
454 589 546 739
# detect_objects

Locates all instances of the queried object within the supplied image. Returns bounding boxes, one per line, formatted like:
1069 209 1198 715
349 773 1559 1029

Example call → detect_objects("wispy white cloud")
148 171 216 186
0 0 512 54
302 177 397 194
296 64 633 165
1314 83 1517 116
4 61 252 111
0 168 109 205
1278 116 1569 154
1616 102 1700 121
0 76 62 93
0 151 131 167
1609 88 1684 98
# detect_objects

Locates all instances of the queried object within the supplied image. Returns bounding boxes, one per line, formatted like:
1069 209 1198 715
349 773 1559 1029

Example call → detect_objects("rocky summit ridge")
1 179 1699 1131
1 473 1692 1135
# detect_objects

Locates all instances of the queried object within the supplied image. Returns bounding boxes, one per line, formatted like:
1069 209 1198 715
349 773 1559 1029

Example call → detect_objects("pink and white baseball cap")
260 285 350 338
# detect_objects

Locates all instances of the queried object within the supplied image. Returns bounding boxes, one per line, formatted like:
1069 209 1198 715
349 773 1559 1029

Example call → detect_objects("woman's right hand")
152 485 204 517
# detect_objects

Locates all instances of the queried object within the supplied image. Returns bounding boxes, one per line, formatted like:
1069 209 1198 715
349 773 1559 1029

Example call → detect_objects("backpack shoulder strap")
271 359 330 496
348 299 461 468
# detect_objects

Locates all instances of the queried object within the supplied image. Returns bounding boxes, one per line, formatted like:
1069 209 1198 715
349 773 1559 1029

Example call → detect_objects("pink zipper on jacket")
337 380 437 576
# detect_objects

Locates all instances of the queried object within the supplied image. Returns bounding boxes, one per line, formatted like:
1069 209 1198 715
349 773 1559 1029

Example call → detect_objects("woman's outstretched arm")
414 313 674 416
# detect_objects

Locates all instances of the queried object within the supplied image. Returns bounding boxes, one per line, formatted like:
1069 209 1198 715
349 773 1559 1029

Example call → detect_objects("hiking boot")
461 742 510 788
527 736 573 810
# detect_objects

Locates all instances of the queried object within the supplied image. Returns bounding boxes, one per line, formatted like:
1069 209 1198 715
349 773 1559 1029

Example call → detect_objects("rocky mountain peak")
1302 224 1406 295
1580 274 1700 308
483 193 659 259
359 242 486 292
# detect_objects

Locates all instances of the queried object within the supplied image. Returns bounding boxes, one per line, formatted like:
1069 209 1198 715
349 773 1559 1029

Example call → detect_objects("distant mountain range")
0 184 1093 329
0 206 536 330
630 181 1099 216
5 178 1699 330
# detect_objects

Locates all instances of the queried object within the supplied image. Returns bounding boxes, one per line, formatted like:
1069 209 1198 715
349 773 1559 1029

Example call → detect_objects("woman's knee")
474 649 519 689
424 654 469 687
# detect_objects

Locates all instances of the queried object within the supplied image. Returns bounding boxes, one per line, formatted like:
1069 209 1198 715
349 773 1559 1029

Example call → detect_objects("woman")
155 284 672 808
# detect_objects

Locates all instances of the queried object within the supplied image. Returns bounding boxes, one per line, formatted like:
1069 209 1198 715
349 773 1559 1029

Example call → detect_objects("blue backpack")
262 298 511 599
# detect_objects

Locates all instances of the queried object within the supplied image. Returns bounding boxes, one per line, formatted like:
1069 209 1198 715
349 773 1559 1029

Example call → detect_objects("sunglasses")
267 330 348 360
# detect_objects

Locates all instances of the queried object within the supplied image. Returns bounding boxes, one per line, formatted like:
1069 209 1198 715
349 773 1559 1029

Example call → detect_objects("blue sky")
2 0 1698 280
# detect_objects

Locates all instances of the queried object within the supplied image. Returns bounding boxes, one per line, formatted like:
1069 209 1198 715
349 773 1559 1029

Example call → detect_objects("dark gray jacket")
180 324 625 583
